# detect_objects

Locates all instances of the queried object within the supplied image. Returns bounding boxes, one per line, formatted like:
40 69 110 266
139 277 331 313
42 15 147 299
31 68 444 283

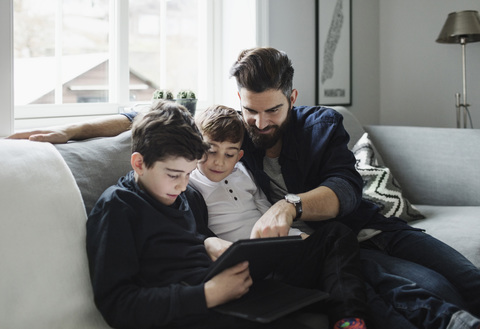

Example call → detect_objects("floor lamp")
436 10 480 128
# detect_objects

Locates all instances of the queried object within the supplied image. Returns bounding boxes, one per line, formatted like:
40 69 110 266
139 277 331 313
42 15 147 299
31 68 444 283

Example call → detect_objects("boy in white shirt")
189 105 305 242
190 105 369 328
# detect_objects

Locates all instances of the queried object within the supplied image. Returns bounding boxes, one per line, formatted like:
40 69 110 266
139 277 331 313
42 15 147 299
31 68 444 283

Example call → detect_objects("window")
2 0 260 133
14 0 209 116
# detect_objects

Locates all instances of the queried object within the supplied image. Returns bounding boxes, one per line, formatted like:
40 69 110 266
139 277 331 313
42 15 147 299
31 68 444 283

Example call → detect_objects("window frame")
9 0 214 131
1 0 264 136
0 0 14 136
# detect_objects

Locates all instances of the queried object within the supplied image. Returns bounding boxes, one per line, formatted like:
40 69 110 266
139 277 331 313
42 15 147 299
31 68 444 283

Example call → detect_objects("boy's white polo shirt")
189 162 302 242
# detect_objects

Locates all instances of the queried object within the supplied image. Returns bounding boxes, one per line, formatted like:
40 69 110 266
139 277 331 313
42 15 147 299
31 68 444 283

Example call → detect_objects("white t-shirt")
189 162 303 241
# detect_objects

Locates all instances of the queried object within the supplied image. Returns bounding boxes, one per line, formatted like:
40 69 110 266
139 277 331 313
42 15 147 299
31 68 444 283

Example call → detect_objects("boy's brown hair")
131 100 209 168
195 105 245 144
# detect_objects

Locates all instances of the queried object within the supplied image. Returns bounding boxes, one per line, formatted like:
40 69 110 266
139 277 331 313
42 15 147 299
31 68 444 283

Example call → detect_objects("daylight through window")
14 0 208 112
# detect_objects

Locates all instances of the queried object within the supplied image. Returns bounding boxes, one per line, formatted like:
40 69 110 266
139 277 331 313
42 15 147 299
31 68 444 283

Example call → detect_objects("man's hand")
250 186 341 239
204 237 232 261
204 261 252 308
6 115 132 144
7 129 70 144
250 199 296 238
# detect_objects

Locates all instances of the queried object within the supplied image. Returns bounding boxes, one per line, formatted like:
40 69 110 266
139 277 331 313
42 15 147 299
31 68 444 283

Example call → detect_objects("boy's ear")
237 149 244 161
131 152 145 175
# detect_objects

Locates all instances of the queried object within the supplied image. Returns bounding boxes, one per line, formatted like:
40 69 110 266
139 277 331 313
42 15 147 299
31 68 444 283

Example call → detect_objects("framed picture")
316 0 352 106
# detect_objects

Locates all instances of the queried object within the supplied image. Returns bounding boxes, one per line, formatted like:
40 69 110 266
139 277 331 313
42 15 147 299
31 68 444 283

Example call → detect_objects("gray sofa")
335 107 480 268
55 106 480 267
1 106 478 328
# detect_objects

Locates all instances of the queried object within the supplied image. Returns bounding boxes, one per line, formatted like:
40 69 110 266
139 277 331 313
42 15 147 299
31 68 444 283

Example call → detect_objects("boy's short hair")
229 47 294 99
195 105 245 144
132 100 209 168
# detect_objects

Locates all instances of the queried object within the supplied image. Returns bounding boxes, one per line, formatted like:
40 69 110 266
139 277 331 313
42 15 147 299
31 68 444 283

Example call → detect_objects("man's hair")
131 100 209 168
195 105 245 144
229 47 294 99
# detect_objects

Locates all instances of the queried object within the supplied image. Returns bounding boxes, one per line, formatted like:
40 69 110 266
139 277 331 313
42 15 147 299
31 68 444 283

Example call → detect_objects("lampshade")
436 10 480 44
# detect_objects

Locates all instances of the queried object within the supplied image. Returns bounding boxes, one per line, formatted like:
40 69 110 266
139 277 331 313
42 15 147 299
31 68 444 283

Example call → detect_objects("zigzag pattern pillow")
352 133 425 221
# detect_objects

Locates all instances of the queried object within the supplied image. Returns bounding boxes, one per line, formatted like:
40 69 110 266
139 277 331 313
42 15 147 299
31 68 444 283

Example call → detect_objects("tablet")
203 235 304 282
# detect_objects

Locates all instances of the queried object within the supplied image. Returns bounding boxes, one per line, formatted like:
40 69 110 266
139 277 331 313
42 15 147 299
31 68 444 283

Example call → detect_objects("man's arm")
250 109 360 239
7 114 132 144
250 185 339 238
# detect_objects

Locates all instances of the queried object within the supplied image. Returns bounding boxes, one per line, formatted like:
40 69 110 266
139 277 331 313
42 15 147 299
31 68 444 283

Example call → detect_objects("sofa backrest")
53 108 365 214
331 106 365 149
54 107 480 208
55 131 132 215
365 125 480 206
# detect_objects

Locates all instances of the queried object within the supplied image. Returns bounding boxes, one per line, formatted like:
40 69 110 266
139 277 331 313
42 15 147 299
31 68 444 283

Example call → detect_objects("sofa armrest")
365 125 480 206
0 140 109 328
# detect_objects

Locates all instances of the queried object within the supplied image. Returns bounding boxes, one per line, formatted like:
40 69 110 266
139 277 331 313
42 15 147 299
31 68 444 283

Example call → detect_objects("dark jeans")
360 229 480 329
272 221 368 324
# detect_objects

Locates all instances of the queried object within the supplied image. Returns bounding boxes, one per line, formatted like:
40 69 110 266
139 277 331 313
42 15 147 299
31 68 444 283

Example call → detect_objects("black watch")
285 194 302 220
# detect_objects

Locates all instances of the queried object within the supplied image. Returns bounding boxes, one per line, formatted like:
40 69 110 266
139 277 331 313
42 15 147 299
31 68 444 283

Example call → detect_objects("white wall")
267 0 480 128
379 1 480 127
267 0 380 125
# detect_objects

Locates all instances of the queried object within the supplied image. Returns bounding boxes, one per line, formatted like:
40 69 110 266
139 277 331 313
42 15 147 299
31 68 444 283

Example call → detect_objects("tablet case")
203 236 304 282
214 279 329 323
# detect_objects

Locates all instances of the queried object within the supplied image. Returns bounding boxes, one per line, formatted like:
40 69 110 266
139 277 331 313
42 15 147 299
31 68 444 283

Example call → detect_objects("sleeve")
322 176 360 217
185 185 217 238
86 196 208 329
119 110 139 122
311 111 363 217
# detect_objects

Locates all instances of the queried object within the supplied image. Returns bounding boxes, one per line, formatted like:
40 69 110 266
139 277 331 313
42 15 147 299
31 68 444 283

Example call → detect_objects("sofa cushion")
55 131 132 215
352 133 425 221
0 140 109 328
411 205 480 268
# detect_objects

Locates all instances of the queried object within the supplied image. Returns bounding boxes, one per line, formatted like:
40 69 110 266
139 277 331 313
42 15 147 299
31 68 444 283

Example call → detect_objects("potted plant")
152 89 174 108
175 90 197 116
152 89 174 100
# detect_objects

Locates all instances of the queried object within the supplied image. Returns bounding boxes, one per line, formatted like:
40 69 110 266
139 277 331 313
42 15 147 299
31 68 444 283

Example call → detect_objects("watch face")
286 194 300 203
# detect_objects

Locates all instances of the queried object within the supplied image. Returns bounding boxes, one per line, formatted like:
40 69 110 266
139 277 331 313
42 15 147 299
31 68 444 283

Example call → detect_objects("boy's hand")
204 261 252 308
250 200 294 238
204 237 232 261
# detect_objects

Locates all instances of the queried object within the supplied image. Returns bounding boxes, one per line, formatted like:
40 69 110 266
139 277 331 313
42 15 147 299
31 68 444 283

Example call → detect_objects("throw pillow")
352 133 425 221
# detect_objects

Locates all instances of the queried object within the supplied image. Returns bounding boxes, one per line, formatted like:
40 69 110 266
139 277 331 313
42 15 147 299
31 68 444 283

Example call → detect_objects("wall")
268 0 380 125
268 0 480 128
380 1 480 128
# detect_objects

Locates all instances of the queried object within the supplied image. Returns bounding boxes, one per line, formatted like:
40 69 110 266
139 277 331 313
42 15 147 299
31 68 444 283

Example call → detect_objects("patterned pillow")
352 133 425 221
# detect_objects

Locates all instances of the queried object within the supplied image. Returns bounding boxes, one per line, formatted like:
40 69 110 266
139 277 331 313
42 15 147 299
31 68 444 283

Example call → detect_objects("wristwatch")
285 194 303 220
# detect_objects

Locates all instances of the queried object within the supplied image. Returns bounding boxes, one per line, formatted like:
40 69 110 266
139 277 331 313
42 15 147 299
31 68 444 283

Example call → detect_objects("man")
8 47 480 329
228 48 480 329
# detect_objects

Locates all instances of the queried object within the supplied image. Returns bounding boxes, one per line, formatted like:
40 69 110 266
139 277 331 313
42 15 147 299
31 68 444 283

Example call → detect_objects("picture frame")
316 0 352 106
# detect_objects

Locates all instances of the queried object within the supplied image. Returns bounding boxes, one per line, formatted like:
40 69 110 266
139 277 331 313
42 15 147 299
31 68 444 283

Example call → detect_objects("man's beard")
246 113 290 150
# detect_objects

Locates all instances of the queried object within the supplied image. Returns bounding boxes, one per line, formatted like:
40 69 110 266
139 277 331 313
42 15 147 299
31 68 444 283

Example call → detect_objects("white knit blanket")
0 140 108 328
